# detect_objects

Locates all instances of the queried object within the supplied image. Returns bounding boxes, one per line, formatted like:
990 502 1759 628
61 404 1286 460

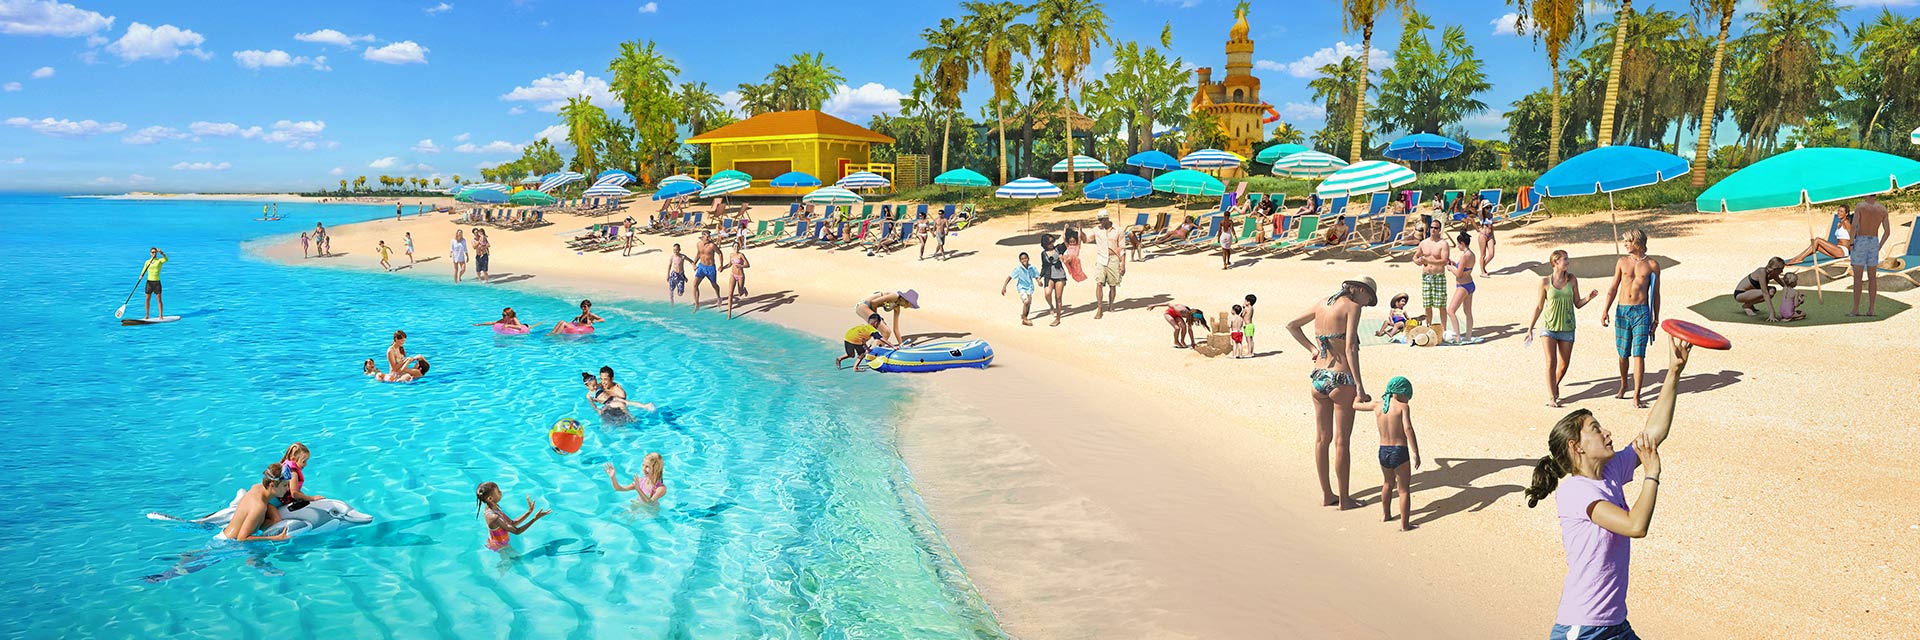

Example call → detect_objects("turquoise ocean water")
0 195 1002 638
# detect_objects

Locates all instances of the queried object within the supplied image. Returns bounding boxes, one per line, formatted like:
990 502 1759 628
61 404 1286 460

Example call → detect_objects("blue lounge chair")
1477 188 1503 212
1363 191 1391 217
1182 216 1223 246
1347 214 1408 257
1875 216 1920 285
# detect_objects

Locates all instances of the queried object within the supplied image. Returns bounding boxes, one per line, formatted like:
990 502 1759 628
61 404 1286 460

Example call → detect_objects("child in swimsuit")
605 453 668 504
1352 377 1421 531
475 481 551 551
1240 294 1257 358
363 358 415 383
276 442 325 510
300 233 310 258
1376 293 1411 340
1775 272 1806 322
1228 304 1247 357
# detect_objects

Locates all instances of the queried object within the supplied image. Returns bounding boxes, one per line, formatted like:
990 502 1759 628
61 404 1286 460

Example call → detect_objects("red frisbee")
1661 319 1731 350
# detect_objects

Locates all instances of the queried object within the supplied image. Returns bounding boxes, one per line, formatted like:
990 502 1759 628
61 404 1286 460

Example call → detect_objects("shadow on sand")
1349 457 1536 527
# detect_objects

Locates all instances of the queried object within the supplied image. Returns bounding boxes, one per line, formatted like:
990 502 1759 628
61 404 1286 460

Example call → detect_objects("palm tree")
560 96 606 173
354 176 366 192
1338 0 1411 163
779 52 843 111
912 17 976 173
608 40 681 184
1688 0 1740 184
1724 0 1841 156
1269 122 1305 143
337 179 348 193
963 0 1033 183
433 177 442 188
1309 55 1368 154
674 81 723 134
1508 0 1583 166
1033 0 1111 184
1370 12 1490 136
1593 0 1635 147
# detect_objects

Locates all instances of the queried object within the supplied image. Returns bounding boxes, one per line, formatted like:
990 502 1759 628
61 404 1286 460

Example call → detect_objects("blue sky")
1 0 1914 192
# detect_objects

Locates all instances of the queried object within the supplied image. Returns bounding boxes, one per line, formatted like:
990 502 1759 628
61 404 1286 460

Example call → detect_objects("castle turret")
1188 6 1267 159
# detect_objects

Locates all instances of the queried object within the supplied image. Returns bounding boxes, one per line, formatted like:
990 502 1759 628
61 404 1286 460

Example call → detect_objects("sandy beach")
255 198 1920 639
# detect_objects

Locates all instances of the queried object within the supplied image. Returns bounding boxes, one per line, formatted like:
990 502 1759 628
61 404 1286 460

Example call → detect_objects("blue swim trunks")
667 270 686 295
693 263 718 283
1550 620 1639 640
1614 304 1652 358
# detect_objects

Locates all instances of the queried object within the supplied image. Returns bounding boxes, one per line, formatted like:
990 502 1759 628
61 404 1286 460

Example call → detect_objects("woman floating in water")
475 481 551 552
605 453 667 504
473 307 538 333
364 356 427 382
1525 337 1691 640
549 299 603 335
1286 276 1376 510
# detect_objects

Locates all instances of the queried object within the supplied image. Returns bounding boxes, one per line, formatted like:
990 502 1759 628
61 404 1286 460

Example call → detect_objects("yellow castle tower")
1189 7 1269 159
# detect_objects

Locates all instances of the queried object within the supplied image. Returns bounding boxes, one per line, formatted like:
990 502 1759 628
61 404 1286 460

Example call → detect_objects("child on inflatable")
473 307 538 334
276 443 325 510
549 299 603 335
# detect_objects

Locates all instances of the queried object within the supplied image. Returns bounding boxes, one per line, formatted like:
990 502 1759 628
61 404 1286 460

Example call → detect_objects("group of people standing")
665 230 751 318
1004 210 1128 327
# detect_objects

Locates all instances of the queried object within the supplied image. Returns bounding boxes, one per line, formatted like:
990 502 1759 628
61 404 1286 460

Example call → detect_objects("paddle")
112 260 153 319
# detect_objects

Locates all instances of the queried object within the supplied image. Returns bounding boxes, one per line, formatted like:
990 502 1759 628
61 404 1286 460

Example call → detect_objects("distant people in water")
475 481 551 552
605 453 667 504
1350 376 1421 531
364 355 427 382
473 307 537 333
549 299 602 334
585 365 653 421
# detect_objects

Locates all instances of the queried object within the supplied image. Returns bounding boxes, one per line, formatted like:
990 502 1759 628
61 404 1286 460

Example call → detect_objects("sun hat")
1344 276 1379 305
1096 209 1110 220
900 289 921 309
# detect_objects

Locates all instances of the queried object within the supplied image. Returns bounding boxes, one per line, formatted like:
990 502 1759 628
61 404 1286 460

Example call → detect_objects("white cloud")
261 119 326 148
1254 60 1284 72
363 40 428 65
189 121 262 138
500 70 617 112
823 82 904 123
123 125 188 144
507 106 526 115
171 161 230 171
638 2 658 13
0 0 114 37
1492 13 1528 36
94 172 154 185
233 49 328 70
1837 0 1919 6
535 124 567 143
424 2 453 14
411 138 441 153
1283 42 1391 78
719 90 744 116
456 140 522 154
329 166 345 176
107 22 210 62
293 28 373 48
369 156 400 169
1279 102 1327 122
5 115 127 137
4 156 23 164
476 160 504 170
1 82 18 92
453 132 470 142
30 66 54 78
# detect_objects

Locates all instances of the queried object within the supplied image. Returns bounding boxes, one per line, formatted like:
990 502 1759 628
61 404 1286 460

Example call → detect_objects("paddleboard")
121 316 181 326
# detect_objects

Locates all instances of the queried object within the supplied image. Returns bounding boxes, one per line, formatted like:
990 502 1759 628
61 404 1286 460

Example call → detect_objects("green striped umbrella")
1150 169 1226 196
1316 161 1417 198
802 186 863 205
698 176 750 198
1271 150 1348 178
509 189 556 206
1911 126 1919 145
1254 143 1310 164
934 168 992 187
711 169 752 183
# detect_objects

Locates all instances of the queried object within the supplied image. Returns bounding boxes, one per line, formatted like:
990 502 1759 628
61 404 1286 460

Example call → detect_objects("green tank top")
1542 278 1575 332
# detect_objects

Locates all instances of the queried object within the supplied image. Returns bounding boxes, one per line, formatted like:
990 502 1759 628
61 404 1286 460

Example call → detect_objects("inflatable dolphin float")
148 490 373 539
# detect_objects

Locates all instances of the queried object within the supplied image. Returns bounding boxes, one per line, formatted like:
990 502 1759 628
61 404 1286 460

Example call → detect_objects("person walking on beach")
1448 230 1480 344
1001 252 1039 326
377 240 393 271
1601 229 1661 408
300 232 310 258
313 222 328 257
1218 211 1237 270
1412 218 1450 340
1081 211 1127 320
473 229 491 284
854 290 918 344
395 203 403 221
449 229 469 283
1525 337 1691 640
1849 195 1892 316
1476 212 1498 277
725 247 751 319
1286 276 1377 510
403 231 414 267
140 247 168 319
1038 235 1069 327
665 243 692 307
1351 376 1420 531
690 231 723 313
1526 250 1599 407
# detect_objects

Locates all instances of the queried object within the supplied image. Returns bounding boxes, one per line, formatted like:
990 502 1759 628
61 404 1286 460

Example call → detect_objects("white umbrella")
539 171 585 192
698 176 750 198
1179 148 1245 169
1050 155 1109 173
994 176 1062 230
836 171 891 190
1315 161 1418 198
1271 151 1350 178
802 186 863 205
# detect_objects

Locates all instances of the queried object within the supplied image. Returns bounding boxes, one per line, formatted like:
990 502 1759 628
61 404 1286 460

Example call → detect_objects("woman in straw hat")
1286 275 1378 510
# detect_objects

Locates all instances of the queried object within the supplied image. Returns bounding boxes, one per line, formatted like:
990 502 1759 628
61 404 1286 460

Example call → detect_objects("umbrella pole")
1806 200 1824 302
1609 192 1620 258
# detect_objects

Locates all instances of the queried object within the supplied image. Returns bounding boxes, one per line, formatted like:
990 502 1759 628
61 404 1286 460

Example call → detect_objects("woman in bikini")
605 453 668 504
549 299 604 334
1475 212 1497 276
1286 276 1377 510
1147 303 1209 349
472 307 538 332
854 290 920 343
1733 257 1789 317
1448 230 1480 344
725 249 751 319
1784 205 1853 266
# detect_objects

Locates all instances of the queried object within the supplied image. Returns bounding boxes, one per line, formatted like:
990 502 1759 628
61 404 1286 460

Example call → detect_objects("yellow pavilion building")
684 110 895 193
1189 7 1270 159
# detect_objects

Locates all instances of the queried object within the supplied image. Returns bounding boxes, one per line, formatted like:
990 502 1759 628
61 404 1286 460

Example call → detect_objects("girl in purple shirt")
1524 337 1693 640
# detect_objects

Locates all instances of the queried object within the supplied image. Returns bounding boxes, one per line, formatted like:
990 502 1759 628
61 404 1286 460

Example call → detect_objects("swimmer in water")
364 357 427 382
584 366 654 419
472 307 538 332
218 464 294 542
475 481 551 551
605 453 668 504
549 299 604 335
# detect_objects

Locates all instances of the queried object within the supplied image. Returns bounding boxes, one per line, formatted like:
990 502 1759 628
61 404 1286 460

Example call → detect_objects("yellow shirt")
143 256 167 281
844 324 878 344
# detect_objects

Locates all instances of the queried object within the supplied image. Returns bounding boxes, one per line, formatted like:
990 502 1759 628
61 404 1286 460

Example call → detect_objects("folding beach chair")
1496 187 1546 227
1443 190 1465 210
1875 216 1920 285
939 204 956 220
1346 214 1408 257
1477 189 1503 214
1182 215 1223 246
915 203 930 219
1270 216 1321 254
1137 213 1172 242
1325 196 1349 218
1364 192 1391 217
859 204 875 220
1235 215 1259 243
778 220 811 245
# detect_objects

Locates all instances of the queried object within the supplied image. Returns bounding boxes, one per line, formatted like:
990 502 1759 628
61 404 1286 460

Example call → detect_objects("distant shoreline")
78 192 458 207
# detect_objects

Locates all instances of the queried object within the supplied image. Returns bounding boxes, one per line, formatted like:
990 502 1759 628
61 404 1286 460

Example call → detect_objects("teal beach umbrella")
934 168 992 188
1150 169 1226 197
1254 143 1310 164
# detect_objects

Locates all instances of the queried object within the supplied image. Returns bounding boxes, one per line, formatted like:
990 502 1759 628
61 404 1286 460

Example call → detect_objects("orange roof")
686 110 895 144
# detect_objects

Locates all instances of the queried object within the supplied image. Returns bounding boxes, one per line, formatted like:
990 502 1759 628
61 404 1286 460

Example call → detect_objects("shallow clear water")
0 195 1002 638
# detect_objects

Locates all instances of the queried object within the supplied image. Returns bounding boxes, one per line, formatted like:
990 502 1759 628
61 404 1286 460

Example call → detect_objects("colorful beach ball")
549 418 584 454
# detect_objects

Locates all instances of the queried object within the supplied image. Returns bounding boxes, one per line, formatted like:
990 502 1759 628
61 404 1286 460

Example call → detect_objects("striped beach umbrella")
1911 126 1919 145
1124 150 1181 171
711 169 752 183
652 180 701 201
802 186 863 205
770 171 821 188
510 189 556 206
582 183 634 198
518 175 543 185
1083 173 1152 201
1179 148 1245 169
1383 133 1464 163
539 171 585 192
698 176 750 198
934 168 992 188
470 182 509 192
658 174 702 189
1150 169 1226 197
595 169 635 183
467 185 511 204
1271 151 1349 178
1316 161 1418 198
837 171 891 189
1253 143 1310 164
993 177 1062 199
1051 155 1109 173
592 173 631 187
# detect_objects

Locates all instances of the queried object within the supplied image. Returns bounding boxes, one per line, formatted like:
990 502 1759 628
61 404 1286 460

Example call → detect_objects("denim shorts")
1550 620 1638 640
1539 329 1576 343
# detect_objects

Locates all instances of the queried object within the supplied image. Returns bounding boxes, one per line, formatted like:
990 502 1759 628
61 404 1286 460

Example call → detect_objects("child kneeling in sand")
837 313 895 371
1774 272 1807 322
1352 376 1421 531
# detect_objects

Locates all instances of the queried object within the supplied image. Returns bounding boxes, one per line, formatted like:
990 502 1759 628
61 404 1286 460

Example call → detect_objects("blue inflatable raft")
868 339 993 372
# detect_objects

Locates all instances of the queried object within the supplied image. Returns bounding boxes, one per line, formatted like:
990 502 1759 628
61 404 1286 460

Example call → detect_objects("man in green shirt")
143 247 168 318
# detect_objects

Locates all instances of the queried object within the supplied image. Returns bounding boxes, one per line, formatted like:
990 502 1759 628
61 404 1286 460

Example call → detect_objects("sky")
1 0 1915 193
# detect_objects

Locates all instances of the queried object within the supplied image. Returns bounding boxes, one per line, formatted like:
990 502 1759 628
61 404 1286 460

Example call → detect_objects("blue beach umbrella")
1180 148 1245 169
1083 173 1152 201
595 169 635 183
1124 150 1181 172
769 171 821 188
651 180 701 201
1536 145 1690 257
539 171 585 192
592 173 631 187
837 171 891 190
468 186 510 204
994 177 1062 230
1383 133 1464 163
